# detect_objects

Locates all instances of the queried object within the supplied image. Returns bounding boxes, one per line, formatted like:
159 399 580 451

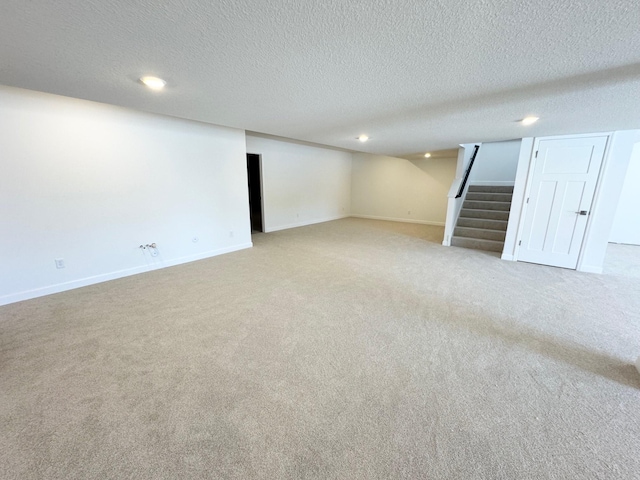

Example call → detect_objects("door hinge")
535 151 538 158
526 197 529 204
518 240 522 246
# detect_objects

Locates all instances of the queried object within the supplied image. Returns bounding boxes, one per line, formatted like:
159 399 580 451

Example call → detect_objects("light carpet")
1 218 639 479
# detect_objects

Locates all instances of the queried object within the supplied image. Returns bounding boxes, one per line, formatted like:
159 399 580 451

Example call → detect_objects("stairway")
451 185 513 253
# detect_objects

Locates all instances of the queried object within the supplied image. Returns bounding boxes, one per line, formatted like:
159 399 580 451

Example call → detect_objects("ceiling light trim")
521 116 540 126
139 76 167 90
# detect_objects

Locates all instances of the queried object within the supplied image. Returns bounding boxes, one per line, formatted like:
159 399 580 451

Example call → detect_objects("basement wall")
351 153 457 226
245 135 352 232
0 85 252 306
580 131 640 272
609 142 640 245
468 139 522 185
502 130 639 273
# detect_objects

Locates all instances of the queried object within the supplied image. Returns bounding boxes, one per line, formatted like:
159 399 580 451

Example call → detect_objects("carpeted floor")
1 218 639 479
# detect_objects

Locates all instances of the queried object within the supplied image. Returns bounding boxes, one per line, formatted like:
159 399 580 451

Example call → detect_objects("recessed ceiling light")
140 76 166 90
358 135 369 142
424 153 432 158
521 116 539 126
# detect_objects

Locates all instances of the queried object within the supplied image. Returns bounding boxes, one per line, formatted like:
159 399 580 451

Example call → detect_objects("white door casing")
518 135 608 269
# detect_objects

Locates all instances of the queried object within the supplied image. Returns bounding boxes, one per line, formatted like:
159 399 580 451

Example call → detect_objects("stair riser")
463 200 511 211
459 209 510 221
451 236 504 252
454 227 506 241
468 185 514 194
457 218 508 231
466 192 513 202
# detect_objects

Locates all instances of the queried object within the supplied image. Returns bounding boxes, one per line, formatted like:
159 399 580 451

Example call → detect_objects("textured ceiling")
1 0 639 156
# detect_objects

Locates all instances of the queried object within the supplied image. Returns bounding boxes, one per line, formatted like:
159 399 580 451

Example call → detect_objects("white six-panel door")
518 135 608 269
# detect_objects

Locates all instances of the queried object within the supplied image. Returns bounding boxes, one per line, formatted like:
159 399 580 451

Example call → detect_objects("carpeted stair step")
468 185 514 194
453 226 506 242
462 200 511 211
457 217 508 231
465 192 513 202
459 208 510 221
451 236 504 252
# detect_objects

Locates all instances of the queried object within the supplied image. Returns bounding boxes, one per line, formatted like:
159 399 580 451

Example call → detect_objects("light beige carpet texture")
1 218 639 479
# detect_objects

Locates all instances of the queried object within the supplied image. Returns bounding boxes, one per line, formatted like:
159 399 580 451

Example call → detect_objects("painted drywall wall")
0 86 252 305
502 131 639 273
502 138 534 260
610 142 640 245
443 144 477 245
245 135 351 232
580 131 640 272
469 139 522 185
351 153 457 225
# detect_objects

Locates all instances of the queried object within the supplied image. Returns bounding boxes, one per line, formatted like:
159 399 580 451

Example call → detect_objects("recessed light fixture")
521 116 539 126
424 153 432 158
140 76 166 90
358 135 369 142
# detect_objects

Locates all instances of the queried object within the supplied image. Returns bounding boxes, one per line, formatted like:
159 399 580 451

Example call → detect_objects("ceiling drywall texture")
1 0 639 156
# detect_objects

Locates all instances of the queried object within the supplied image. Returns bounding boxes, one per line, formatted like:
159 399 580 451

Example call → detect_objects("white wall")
610 142 640 245
351 153 457 226
502 131 639 273
443 144 477 245
245 135 351 232
0 86 252 306
502 138 534 260
469 139 522 185
580 131 640 273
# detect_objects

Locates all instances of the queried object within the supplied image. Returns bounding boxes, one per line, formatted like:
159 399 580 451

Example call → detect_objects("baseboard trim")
577 264 603 274
350 215 445 227
501 253 515 261
265 215 350 233
0 242 253 307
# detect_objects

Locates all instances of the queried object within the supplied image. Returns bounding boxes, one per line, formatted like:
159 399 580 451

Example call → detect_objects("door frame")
511 132 613 270
246 152 265 233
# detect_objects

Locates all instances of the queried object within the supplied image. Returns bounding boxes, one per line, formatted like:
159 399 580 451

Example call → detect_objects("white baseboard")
350 214 445 227
469 181 515 186
0 242 253 307
501 253 515 261
265 215 350 233
577 264 603 274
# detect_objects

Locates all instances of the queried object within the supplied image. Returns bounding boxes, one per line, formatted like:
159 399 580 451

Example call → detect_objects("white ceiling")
1 0 639 157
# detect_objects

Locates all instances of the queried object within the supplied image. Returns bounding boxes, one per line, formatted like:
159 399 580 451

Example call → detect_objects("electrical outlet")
55 258 65 269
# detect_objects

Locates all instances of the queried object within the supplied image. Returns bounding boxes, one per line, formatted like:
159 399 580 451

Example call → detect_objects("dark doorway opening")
246 153 263 233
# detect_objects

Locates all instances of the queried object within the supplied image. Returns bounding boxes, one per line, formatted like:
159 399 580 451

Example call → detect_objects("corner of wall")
501 138 534 260
578 130 639 272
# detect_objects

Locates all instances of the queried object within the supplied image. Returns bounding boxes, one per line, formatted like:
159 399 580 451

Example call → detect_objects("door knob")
576 210 588 215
